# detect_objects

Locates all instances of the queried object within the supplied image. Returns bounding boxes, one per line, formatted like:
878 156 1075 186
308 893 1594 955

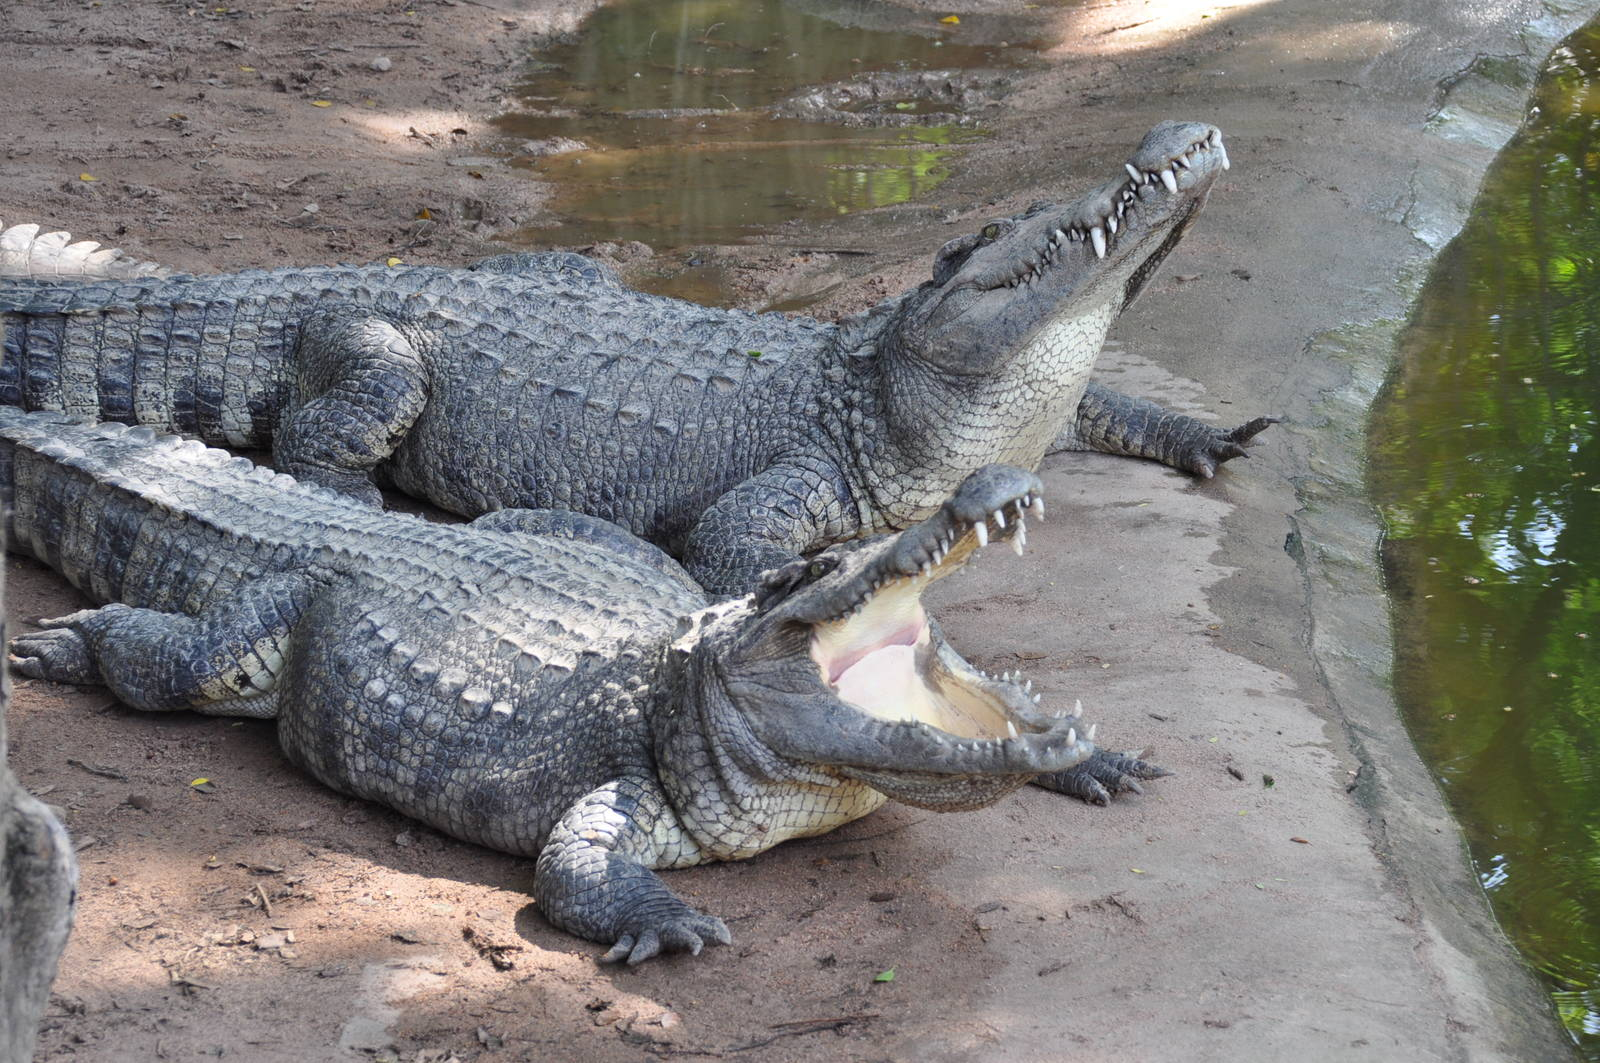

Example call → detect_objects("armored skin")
0 122 1272 596
0 409 1164 961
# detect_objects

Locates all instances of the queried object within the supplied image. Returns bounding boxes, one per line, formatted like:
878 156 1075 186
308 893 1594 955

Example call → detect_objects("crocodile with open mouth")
0 409 1164 962
0 121 1272 597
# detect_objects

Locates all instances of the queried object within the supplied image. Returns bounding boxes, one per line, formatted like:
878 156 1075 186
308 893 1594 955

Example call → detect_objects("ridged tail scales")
0 220 174 283
0 275 288 449
0 409 291 611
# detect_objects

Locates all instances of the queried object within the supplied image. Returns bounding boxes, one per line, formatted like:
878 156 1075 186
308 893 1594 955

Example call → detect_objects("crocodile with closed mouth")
0 121 1273 597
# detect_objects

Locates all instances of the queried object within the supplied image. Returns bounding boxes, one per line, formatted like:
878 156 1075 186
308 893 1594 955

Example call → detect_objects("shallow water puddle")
494 0 1050 271
1369 16 1600 1053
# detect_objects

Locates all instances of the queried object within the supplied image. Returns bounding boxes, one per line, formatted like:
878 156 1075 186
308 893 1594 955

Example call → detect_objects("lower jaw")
839 764 1036 811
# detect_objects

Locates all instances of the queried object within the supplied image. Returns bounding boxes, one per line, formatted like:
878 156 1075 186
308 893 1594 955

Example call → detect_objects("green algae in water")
496 0 1037 250
1369 18 1600 1052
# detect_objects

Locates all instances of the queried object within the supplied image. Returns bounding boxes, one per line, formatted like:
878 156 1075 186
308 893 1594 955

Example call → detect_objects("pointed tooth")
1087 723 1098 742
1160 168 1179 194
1106 216 1118 235
1218 143 1230 170
1125 162 1141 182
1024 679 1033 693
974 521 989 548
1031 497 1045 521
1054 228 1068 243
1006 720 1018 739
1090 226 1107 259
1032 692 1042 704
992 508 1006 530
1071 699 1083 719
920 560 933 577
1067 728 1077 746
1174 155 1190 169
1013 531 1026 556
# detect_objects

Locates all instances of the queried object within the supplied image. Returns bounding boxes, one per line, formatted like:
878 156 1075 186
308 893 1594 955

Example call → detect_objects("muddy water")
1369 18 1600 1054
495 0 1044 259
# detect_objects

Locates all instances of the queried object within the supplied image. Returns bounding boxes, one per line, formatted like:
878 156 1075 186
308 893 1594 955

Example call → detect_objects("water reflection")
495 0 1036 254
1369 18 1600 1051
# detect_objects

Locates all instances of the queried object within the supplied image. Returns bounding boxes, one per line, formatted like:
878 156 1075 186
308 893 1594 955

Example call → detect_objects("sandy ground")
2 0 1594 1059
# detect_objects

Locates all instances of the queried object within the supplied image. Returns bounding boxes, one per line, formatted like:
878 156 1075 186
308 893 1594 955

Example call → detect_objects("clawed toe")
600 913 731 966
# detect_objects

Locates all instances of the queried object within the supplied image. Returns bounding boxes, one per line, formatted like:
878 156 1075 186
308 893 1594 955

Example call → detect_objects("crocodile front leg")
1051 380 1277 478
8 572 317 715
276 309 430 505
681 461 855 598
1034 749 1172 806
535 777 729 965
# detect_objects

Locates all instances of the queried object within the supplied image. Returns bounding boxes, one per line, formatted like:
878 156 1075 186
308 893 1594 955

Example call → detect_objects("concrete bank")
899 0 1597 1058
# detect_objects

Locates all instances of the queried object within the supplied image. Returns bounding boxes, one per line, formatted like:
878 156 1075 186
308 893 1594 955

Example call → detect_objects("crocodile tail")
0 277 282 448
0 220 175 282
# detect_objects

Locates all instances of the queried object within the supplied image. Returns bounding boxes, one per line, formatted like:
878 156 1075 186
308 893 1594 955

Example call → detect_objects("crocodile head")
882 121 1227 375
672 465 1097 814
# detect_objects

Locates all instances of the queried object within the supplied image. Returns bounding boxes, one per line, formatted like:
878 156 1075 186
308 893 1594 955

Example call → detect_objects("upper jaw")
987 122 1227 293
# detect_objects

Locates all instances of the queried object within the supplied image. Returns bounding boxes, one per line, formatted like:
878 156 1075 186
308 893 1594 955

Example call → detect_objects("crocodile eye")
981 223 1001 240
805 557 837 581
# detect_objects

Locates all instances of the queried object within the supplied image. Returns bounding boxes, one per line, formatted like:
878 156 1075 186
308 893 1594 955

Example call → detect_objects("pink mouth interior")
826 620 924 684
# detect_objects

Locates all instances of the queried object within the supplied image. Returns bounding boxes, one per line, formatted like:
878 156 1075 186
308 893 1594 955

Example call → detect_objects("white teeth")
993 508 1006 529
1174 155 1190 169
1087 723 1098 742
1125 162 1140 182
1067 728 1077 746
1013 520 1026 555
974 521 989 548
1071 698 1083 719
1031 693 1041 703
1106 216 1117 235
1160 168 1179 194
1031 497 1045 521
1090 226 1107 259
920 560 933 577
1006 720 1018 738
1023 679 1033 692
1218 143 1230 170
1053 228 1068 244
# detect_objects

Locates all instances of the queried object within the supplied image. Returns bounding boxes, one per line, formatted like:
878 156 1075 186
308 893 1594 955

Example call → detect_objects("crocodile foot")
8 607 126 684
1184 416 1280 478
1036 749 1172 806
11 627 97 683
600 904 732 966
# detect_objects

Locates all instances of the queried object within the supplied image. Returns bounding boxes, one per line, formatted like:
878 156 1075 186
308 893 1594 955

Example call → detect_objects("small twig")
255 883 274 918
770 1013 878 1030
67 758 127 781
627 1014 873 1057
